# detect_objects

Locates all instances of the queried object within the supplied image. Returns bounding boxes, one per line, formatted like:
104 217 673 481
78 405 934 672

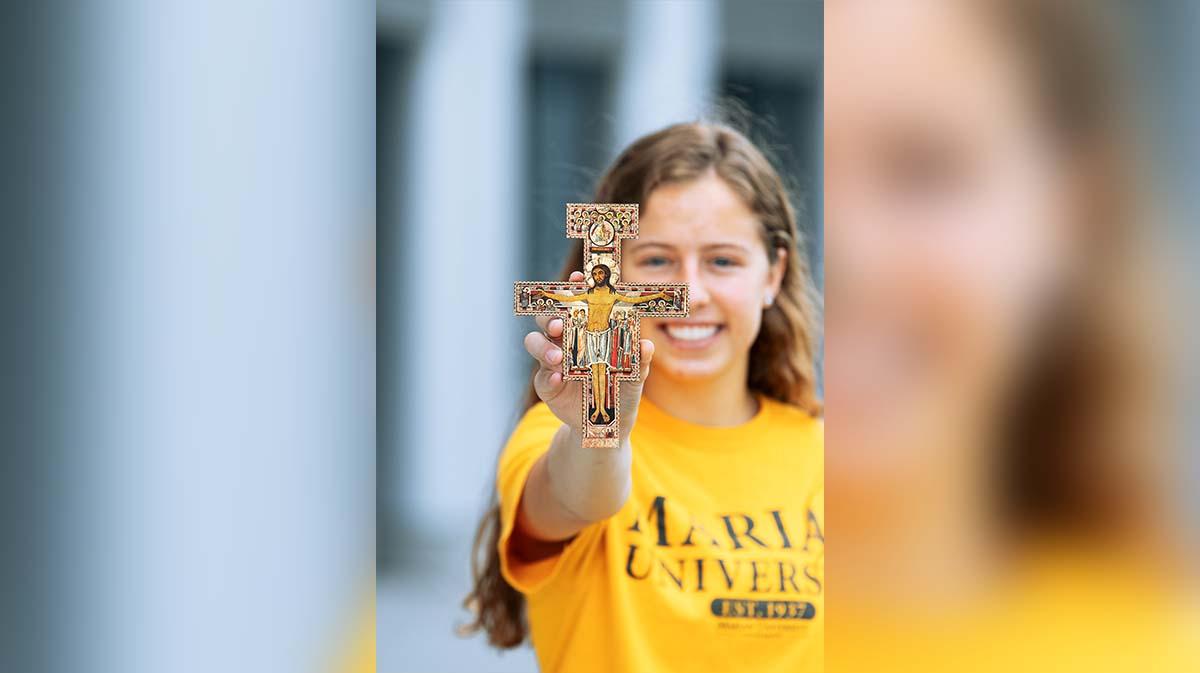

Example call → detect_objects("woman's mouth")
659 322 723 350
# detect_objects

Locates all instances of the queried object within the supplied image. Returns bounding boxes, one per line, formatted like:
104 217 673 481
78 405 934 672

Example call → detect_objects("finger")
568 270 585 282
524 331 562 370
533 365 565 398
524 330 563 370
533 315 564 341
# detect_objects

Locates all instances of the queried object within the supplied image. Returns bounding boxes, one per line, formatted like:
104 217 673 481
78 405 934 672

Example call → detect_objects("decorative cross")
515 203 689 447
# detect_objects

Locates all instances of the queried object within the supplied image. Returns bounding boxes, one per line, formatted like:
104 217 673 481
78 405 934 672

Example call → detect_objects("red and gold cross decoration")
514 203 689 447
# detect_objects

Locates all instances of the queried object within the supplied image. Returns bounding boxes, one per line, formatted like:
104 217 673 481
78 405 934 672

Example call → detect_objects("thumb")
638 338 655 380
619 339 655 439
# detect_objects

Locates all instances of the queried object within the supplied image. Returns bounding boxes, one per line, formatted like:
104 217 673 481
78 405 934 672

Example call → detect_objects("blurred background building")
377 1 822 670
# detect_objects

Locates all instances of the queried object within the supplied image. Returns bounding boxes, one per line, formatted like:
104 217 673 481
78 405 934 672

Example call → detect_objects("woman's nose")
683 263 711 308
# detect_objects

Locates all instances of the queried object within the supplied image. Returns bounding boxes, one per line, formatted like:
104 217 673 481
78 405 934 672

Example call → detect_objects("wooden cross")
514 203 689 447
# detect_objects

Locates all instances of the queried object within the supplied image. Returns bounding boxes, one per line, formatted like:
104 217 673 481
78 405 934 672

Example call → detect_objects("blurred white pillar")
401 0 526 532
75 3 375 673
614 0 720 151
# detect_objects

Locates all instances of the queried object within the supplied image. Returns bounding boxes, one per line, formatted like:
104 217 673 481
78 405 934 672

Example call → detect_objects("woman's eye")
711 257 740 268
882 136 970 202
640 256 670 267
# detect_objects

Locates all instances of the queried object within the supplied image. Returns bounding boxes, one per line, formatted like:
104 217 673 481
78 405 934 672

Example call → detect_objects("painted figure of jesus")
533 263 666 422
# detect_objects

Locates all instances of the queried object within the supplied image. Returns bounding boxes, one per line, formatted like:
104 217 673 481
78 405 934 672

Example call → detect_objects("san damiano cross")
515 204 689 448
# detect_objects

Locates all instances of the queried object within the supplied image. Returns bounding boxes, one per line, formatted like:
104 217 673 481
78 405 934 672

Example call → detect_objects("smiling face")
627 173 785 388
825 1 1078 490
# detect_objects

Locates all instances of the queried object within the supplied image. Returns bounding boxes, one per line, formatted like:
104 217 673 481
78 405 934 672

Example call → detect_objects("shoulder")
763 397 823 435
760 397 824 470
496 402 561 530
494 403 592 596
502 402 559 457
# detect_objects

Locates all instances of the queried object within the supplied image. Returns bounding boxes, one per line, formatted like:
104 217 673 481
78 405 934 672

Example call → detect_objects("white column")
72 2 375 672
401 0 526 533
614 0 721 152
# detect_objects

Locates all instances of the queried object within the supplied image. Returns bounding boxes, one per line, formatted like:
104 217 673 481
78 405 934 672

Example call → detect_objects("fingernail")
549 348 561 362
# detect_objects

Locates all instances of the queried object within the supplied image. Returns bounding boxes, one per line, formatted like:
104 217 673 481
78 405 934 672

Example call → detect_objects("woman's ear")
768 246 788 297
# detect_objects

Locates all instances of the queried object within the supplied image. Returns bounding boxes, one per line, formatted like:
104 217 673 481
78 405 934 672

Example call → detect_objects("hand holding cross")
515 204 689 448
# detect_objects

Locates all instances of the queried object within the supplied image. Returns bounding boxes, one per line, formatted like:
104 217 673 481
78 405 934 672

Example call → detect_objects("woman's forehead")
640 176 762 245
626 237 757 257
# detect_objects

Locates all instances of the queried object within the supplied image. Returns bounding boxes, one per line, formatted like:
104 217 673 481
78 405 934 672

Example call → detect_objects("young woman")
463 122 824 672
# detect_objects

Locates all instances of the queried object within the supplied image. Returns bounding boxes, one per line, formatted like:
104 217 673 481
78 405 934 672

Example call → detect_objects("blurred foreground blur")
825 1 1199 671
0 2 374 673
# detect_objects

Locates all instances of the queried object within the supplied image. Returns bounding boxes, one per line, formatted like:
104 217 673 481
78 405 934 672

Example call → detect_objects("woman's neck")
643 370 759 427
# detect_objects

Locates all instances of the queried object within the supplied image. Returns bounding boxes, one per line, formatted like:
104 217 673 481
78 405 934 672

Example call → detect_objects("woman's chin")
652 354 727 383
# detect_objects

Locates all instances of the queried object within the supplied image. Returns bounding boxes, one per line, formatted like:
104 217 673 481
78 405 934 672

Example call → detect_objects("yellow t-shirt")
827 545 1200 673
497 394 824 673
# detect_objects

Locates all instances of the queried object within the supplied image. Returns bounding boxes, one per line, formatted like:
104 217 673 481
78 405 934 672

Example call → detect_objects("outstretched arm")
534 288 587 303
615 290 666 305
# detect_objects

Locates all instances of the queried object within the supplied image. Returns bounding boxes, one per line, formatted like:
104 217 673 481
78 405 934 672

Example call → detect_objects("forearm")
620 291 666 305
539 291 582 303
516 423 632 542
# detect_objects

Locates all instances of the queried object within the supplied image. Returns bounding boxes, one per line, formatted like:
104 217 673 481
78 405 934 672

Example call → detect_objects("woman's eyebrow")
627 241 675 253
627 241 753 254
703 242 752 254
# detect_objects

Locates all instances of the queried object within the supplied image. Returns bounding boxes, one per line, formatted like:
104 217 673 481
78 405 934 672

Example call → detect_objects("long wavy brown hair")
979 0 1176 544
459 121 823 648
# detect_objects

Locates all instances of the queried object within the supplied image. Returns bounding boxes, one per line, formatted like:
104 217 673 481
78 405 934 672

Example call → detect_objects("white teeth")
665 324 718 341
